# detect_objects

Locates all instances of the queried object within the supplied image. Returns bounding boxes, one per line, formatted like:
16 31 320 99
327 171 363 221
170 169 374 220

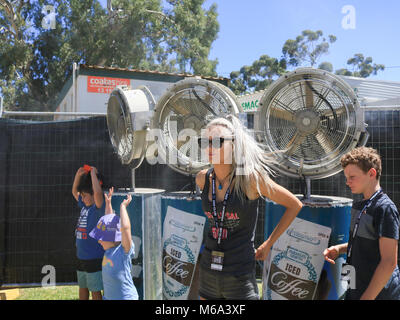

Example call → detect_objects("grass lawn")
16 285 79 300
15 282 264 300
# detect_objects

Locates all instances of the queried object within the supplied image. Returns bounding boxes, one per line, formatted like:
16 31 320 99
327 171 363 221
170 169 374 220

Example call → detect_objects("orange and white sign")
87 76 130 94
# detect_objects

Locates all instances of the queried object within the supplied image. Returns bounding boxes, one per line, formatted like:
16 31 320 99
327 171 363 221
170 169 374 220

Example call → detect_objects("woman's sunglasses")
197 137 234 149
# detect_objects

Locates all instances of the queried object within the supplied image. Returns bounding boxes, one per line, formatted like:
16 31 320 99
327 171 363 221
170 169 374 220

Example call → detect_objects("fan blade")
313 87 331 110
166 96 193 117
167 114 185 133
285 132 307 157
305 81 314 109
270 108 296 123
315 129 336 155
191 88 217 116
319 105 347 117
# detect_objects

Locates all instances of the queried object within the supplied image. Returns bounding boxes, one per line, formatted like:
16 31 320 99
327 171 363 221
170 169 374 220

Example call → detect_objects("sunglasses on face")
197 137 235 149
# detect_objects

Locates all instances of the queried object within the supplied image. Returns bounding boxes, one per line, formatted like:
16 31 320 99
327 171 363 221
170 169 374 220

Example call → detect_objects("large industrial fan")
107 85 155 178
255 67 368 198
258 68 369 300
151 77 241 177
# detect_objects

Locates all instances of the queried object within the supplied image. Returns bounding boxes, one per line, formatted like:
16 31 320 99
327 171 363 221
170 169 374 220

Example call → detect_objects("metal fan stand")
257 68 369 300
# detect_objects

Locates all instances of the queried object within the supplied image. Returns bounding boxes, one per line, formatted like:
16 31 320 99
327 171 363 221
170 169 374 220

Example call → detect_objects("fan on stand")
150 77 242 300
257 68 369 300
107 85 155 188
255 67 369 199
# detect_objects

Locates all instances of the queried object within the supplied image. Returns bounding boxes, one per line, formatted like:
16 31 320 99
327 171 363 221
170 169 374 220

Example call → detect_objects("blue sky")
203 0 400 81
100 0 400 82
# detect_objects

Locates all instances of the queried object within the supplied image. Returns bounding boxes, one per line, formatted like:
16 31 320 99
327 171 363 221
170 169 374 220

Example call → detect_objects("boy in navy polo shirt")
72 165 105 300
324 147 400 300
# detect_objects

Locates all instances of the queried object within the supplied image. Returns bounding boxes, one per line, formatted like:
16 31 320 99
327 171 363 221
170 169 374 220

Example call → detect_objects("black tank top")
200 168 259 275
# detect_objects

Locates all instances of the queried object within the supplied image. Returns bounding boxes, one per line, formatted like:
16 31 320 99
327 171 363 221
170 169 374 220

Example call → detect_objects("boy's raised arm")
72 167 86 201
104 187 114 215
120 195 132 254
90 166 104 209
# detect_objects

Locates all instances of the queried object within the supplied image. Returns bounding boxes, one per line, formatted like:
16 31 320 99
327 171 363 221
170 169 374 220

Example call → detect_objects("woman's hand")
255 240 272 261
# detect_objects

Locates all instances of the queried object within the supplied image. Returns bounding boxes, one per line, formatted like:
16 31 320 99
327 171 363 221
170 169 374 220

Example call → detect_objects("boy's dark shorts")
76 258 103 273
76 258 103 292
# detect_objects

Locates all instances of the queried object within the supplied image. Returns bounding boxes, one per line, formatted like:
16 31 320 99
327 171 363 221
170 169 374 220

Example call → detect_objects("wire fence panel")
0 109 398 285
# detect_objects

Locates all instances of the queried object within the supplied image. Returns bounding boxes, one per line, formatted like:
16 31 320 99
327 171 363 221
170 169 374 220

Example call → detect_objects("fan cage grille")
152 79 240 175
258 70 363 179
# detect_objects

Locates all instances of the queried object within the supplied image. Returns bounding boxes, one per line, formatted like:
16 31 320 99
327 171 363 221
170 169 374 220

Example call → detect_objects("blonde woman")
195 115 302 300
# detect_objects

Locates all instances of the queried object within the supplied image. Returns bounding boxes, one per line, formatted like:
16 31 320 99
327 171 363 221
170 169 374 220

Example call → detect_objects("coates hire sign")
237 90 265 113
87 76 131 94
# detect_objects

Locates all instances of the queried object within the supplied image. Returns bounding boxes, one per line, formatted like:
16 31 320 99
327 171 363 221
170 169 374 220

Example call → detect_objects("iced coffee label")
162 206 205 300
263 217 331 300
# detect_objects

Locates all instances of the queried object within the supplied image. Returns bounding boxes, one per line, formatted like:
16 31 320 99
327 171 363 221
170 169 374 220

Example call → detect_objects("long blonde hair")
205 115 276 201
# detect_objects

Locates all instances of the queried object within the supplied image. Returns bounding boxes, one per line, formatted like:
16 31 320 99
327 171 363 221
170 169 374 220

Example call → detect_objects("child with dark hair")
324 147 400 300
72 165 105 300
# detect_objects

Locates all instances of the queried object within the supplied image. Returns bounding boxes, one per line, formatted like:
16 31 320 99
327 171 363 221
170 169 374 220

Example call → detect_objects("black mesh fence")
0 109 399 286
0 116 191 287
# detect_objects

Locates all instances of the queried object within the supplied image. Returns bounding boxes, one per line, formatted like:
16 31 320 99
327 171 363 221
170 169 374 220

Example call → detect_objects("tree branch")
0 0 19 39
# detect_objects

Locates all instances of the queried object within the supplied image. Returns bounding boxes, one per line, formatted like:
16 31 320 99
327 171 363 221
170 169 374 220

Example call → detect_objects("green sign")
241 99 259 111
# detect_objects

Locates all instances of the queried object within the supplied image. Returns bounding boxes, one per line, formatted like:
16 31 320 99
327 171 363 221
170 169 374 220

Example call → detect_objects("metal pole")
0 96 3 118
1 111 106 117
73 62 77 113
141 190 163 300
131 169 135 191
306 177 311 200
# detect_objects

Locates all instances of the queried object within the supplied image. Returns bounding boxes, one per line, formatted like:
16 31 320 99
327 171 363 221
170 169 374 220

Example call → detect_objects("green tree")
229 54 286 95
318 61 333 72
335 53 385 78
282 29 337 68
164 0 219 76
0 0 219 111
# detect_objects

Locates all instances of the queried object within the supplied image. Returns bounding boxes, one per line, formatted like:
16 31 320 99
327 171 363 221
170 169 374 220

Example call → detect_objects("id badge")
211 251 224 271
340 263 356 288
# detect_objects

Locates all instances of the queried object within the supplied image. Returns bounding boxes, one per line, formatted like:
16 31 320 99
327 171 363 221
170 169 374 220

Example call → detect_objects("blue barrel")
264 195 352 300
111 188 164 300
161 192 204 223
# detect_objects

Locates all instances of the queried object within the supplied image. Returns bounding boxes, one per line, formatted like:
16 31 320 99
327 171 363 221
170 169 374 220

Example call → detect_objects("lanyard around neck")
211 170 233 245
346 188 383 261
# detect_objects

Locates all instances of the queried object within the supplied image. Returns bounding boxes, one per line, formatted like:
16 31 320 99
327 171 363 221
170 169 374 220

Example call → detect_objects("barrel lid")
296 194 353 208
114 188 165 195
162 191 201 200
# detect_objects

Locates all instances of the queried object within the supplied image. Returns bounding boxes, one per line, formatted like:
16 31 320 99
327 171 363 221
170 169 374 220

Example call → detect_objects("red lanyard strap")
211 170 233 245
